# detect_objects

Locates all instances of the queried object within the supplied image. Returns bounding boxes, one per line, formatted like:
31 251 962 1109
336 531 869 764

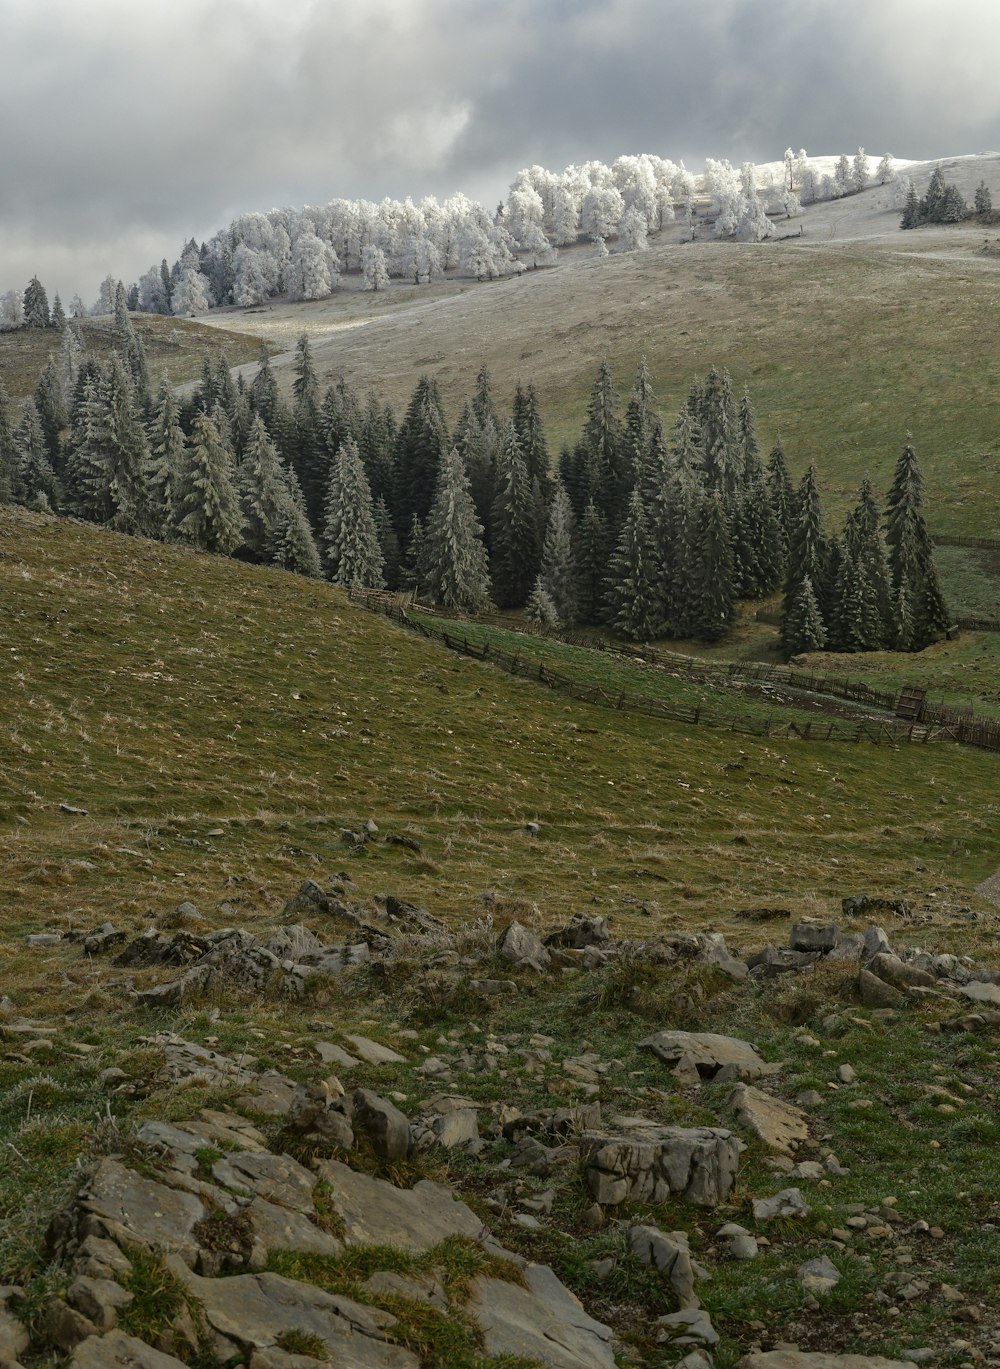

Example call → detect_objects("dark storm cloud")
2 0 1000 300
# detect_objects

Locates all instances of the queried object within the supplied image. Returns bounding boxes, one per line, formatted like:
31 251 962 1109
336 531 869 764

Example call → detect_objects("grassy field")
194 219 1000 538
2 507 999 947
0 312 268 402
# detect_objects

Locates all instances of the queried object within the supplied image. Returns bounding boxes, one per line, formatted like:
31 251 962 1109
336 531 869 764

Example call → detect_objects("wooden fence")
932 534 1000 552
349 589 973 749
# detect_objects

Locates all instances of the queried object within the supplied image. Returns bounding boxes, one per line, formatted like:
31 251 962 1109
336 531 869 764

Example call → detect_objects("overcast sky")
4 0 1000 302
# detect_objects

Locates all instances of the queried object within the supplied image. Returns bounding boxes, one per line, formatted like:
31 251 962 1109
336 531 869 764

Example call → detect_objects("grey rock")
26 932 63 946
959 980 1000 1007
498 921 552 972
859 925 892 964
71 1330 191 1367
427 1107 480 1152
312 1041 362 1068
655 1307 719 1347
469 1264 616 1369
544 914 610 950
736 1354 919 1369
790 922 840 953
66 1276 132 1332
752 1187 811 1222
868 953 937 990
639 1030 780 1083
628 1225 699 1307
313 1159 484 1252
836 1064 857 1084
287 1082 354 1149
717 1222 758 1260
53 1158 207 1266
508 1136 556 1176
83 924 128 955
858 969 903 1009
580 1124 740 1208
353 1089 411 1160
0 1305 28 1362
729 1084 809 1155
344 1034 406 1066
798 1255 842 1294
747 945 819 977
469 978 519 997
171 1263 418 1368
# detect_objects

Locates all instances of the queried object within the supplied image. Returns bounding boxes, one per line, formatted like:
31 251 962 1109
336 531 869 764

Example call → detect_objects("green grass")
935 545 1000 620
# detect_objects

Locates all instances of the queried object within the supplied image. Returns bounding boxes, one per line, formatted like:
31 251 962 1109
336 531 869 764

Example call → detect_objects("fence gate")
895 685 927 721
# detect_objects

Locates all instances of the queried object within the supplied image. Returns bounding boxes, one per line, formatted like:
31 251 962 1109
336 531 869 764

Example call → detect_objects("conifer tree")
524 577 561 630
583 359 625 521
51 293 66 331
14 399 57 508
604 487 658 641
322 438 385 588
766 439 794 548
423 446 492 611
621 358 657 498
537 481 578 625
373 495 401 588
395 375 449 530
738 386 761 480
173 414 244 554
357 390 396 506
843 476 893 649
269 500 322 578
511 382 549 493
33 357 66 468
781 463 824 650
471 362 500 433
783 576 827 654
99 357 154 534
238 415 291 561
23 276 50 328
575 499 608 624
452 400 498 544
63 372 112 522
250 343 279 428
697 366 739 495
829 544 867 652
885 440 949 648
401 514 428 594
0 381 15 503
490 422 540 607
147 379 186 536
662 477 704 638
692 492 736 640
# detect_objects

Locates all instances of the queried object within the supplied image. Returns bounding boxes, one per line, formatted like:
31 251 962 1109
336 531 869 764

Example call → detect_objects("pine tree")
62 371 112 522
23 276 51 328
423 446 492 611
51 293 66 331
401 515 428 594
738 386 761 480
524 577 561 630
783 576 827 654
373 495 401 588
250 343 279 427
974 181 993 217
239 415 291 561
604 487 658 641
697 367 739 495
537 481 578 625
781 463 824 651
583 359 625 521
471 362 500 433
490 422 540 607
147 379 186 536
621 358 657 499
0 381 15 503
843 476 893 649
900 179 922 230
662 477 704 638
885 440 949 649
173 414 244 554
99 357 154 534
270 500 322 578
14 399 58 508
452 400 497 544
575 500 608 624
395 375 449 530
692 492 736 641
34 356 66 468
322 438 385 588
829 544 866 652
511 382 549 493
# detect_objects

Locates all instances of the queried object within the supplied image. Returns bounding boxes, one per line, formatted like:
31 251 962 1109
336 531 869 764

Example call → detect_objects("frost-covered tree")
735 194 772 242
551 185 580 244
23 276 51 328
851 147 870 193
14 399 57 508
270 499 322 577
617 204 649 252
362 244 390 292
423 446 492 611
51 294 66 331
975 181 993 216
581 185 625 242
0 289 24 330
172 267 212 316
147 379 184 535
834 154 851 197
524 577 561 630
288 232 340 300
173 414 243 554
322 437 385 588
876 153 896 185
0 382 15 502
238 415 292 560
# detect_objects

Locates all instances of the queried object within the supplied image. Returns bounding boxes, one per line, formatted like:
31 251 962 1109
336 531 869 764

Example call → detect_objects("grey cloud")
3 0 1000 301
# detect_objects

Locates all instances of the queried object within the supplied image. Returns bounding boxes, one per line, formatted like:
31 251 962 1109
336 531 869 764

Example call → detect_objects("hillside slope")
2 508 998 943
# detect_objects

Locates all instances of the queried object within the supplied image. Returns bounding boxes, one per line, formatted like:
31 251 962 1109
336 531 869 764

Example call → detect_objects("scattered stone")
958 981 1000 1007
67 1276 133 1333
580 1122 740 1208
352 1090 411 1160
628 1225 700 1307
344 1034 406 1066
790 923 840 953
837 1064 857 1084
469 979 518 997
286 1082 354 1149
0 1301 28 1362
729 1084 809 1155
639 1030 780 1084
654 1307 719 1347
468 1263 616 1369
737 1354 919 1369
544 914 610 949
312 1041 361 1069
498 921 552 972
858 969 903 1009
82 923 127 955
60 803 88 815
71 1330 191 1366
868 953 937 990
798 1255 842 1295
717 1222 758 1261
26 932 63 946
747 945 821 977
752 1188 811 1222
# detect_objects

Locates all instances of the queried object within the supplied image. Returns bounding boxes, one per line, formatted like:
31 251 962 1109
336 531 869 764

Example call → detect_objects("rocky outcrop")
580 1121 741 1207
639 1030 781 1084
